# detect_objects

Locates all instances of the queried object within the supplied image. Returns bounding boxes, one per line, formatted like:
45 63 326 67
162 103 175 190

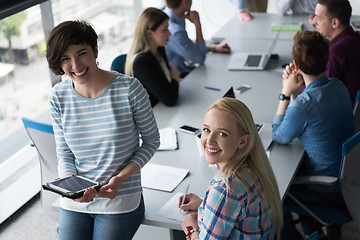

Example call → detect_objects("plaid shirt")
197 165 275 239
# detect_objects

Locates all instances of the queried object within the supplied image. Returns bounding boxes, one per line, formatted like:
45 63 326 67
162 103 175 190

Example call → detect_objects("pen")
204 86 221 91
180 184 190 211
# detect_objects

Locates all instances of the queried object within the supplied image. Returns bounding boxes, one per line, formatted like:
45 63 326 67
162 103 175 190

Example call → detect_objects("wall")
189 0 360 41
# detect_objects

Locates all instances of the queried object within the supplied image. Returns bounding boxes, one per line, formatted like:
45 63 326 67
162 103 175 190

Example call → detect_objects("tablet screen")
50 175 98 193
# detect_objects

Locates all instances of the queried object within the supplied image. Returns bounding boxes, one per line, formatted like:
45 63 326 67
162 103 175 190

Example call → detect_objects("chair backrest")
22 117 59 222
340 131 360 230
305 231 318 240
354 89 360 133
110 54 127 74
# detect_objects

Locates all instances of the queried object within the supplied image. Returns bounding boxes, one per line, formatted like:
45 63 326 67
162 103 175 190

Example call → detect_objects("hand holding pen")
179 188 203 211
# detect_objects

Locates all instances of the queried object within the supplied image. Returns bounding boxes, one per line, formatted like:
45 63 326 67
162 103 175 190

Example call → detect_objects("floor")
0 193 360 240
0 194 169 240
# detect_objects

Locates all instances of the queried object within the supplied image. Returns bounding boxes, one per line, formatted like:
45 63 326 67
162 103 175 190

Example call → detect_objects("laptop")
227 34 278 71
228 52 270 71
222 86 235 98
255 122 273 150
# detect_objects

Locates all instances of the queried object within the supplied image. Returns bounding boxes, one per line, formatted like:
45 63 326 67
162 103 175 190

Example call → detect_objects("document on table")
157 192 197 221
141 163 189 192
158 127 178 151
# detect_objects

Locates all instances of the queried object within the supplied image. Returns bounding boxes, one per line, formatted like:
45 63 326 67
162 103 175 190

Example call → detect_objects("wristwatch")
279 93 290 101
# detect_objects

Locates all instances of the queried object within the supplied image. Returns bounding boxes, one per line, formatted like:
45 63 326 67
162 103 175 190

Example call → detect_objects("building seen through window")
0 0 170 225
0 0 144 165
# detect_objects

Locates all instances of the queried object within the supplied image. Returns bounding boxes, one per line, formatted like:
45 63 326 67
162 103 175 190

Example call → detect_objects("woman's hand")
170 64 180 81
74 187 97 203
181 213 200 237
179 193 203 211
97 175 124 199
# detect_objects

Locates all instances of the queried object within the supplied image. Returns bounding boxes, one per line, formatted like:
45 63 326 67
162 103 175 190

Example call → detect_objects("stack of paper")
141 163 189 192
158 127 178 151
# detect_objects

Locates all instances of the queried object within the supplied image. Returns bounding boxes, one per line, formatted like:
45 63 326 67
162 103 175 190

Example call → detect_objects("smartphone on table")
179 125 201 135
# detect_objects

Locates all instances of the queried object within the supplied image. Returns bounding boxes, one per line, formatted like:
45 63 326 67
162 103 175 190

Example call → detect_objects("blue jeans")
58 196 144 240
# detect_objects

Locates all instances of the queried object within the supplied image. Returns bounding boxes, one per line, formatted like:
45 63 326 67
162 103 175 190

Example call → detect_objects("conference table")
141 13 310 239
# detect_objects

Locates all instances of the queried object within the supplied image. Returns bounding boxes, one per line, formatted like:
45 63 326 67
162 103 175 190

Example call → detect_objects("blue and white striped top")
49 72 160 214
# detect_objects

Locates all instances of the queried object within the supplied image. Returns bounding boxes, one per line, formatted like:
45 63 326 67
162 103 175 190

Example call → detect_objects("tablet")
43 175 101 199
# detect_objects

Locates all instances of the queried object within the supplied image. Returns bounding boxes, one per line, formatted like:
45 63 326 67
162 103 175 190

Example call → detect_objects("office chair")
340 131 360 231
110 53 127 74
283 132 360 239
353 89 360 133
22 117 59 223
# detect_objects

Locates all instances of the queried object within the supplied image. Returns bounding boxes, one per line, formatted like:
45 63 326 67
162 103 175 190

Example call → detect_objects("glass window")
0 0 168 223
0 0 157 165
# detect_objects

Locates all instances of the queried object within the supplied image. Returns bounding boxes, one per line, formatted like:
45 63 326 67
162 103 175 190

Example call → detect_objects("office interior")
0 0 360 239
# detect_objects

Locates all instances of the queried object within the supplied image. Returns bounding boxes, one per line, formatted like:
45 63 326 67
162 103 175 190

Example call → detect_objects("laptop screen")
223 87 235 98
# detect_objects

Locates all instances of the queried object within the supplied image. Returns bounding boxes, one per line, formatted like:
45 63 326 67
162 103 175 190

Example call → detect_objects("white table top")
141 13 307 231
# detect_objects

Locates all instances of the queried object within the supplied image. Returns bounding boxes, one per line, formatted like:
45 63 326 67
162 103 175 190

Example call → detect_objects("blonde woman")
125 7 180 107
179 97 283 239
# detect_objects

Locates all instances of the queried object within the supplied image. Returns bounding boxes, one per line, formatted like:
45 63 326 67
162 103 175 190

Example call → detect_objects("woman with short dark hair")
46 20 160 240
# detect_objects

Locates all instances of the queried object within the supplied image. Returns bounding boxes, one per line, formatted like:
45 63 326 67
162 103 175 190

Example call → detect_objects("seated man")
164 0 231 77
272 30 354 237
312 0 360 106
277 0 317 15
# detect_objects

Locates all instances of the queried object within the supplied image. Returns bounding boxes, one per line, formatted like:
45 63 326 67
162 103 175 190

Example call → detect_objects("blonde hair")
206 97 283 238
125 7 169 76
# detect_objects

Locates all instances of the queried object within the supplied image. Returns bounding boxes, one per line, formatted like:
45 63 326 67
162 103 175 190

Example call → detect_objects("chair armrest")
292 176 338 185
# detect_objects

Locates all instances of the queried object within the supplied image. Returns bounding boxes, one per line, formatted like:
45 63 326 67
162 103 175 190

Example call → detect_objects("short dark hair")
318 0 352 26
292 30 330 76
166 0 183 9
46 20 98 75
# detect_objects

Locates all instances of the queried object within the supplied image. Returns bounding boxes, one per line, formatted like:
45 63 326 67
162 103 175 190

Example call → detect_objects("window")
0 0 163 224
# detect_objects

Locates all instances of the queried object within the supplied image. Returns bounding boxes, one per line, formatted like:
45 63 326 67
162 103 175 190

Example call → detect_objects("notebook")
158 127 178 151
255 122 273 150
228 52 270 71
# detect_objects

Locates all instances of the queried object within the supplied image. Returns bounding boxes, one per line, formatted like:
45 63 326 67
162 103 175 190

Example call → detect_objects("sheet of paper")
141 163 189 192
157 192 197 221
158 127 178 151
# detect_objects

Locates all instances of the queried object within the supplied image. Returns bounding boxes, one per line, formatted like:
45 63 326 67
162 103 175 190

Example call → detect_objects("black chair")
283 132 360 239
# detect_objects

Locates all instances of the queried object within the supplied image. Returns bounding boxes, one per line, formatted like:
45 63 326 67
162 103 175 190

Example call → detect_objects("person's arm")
207 42 231 54
98 162 140 199
133 53 179 106
49 87 77 178
236 0 253 21
170 31 207 64
98 78 160 199
185 10 205 45
272 63 306 144
277 0 293 15
197 182 242 239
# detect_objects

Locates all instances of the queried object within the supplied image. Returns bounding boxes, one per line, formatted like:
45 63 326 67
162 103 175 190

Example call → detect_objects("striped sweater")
49 72 159 213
